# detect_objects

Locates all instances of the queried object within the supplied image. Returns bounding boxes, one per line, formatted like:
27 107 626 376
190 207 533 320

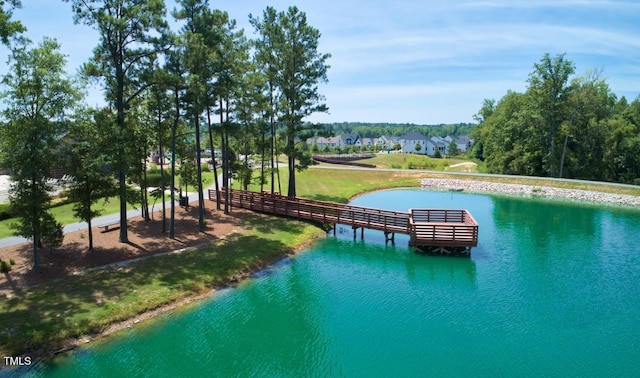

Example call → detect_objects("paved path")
0 172 225 249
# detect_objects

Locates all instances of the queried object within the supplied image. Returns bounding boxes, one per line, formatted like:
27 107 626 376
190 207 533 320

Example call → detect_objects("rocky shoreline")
420 178 640 207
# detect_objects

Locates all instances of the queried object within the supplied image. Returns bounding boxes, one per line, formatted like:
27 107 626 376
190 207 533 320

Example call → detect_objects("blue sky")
3 0 640 124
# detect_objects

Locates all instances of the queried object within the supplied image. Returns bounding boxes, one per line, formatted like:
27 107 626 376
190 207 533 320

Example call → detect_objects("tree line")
471 53 640 184
321 122 475 139
0 0 330 269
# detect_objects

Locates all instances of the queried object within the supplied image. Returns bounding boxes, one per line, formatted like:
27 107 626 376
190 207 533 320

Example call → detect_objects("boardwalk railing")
209 188 410 234
409 209 478 247
209 188 478 252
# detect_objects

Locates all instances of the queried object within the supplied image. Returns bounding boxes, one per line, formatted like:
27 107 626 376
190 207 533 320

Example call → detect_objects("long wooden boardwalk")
208 188 479 255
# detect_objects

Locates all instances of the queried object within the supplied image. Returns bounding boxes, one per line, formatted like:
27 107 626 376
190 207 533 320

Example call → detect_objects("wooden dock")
208 188 478 256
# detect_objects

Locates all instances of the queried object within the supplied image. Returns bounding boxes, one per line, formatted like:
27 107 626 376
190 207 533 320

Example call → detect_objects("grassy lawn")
233 167 428 203
0 213 323 356
234 165 640 201
0 172 215 239
355 153 478 172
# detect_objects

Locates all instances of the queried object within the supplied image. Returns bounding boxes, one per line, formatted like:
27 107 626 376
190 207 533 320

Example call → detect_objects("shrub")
0 258 15 273
42 218 64 252
0 203 16 221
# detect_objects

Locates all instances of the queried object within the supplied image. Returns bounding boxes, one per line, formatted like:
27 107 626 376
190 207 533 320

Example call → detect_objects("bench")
99 222 120 233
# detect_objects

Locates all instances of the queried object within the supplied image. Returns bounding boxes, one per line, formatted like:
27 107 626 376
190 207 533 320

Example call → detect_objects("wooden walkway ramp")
208 188 478 256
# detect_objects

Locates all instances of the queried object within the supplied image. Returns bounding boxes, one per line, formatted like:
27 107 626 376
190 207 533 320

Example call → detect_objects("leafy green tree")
527 53 575 177
558 71 615 179
482 91 542 175
65 108 117 251
448 140 459 156
163 37 187 239
65 0 168 243
147 63 173 233
0 38 81 269
125 102 155 221
178 156 197 203
0 0 24 45
470 98 495 161
414 143 422 153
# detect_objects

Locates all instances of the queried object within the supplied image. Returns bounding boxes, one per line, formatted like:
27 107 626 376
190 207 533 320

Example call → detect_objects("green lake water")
10 189 640 377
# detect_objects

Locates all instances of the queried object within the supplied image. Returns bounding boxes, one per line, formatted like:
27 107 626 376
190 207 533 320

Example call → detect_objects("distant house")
308 136 342 149
341 133 361 146
430 136 448 156
399 132 429 155
455 135 473 153
307 132 473 155
360 137 375 148
376 135 401 150
443 135 473 154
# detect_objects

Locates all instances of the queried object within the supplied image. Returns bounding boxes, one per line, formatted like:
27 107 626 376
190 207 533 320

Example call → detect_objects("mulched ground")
0 200 249 298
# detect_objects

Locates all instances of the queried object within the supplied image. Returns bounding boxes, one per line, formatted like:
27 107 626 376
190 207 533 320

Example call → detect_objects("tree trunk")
170 90 179 240
116 61 128 243
195 116 205 232
159 129 166 233
87 217 94 251
287 137 296 198
207 108 221 210
559 134 569 178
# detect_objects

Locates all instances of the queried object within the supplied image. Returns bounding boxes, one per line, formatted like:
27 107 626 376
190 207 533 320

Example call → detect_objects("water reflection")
318 237 477 287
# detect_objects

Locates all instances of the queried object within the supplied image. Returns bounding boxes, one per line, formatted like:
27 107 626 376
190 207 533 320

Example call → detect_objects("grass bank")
0 213 323 357
235 166 640 201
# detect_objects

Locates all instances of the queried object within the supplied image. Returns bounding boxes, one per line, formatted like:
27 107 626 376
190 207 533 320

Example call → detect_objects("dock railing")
209 188 478 250
208 188 411 234
409 209 478 247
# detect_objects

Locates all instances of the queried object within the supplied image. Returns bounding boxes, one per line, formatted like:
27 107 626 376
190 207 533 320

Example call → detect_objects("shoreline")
420 178 640 207
7 226 325 364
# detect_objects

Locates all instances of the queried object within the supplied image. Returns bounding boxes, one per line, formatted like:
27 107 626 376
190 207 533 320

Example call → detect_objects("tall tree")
277 6 330 198
65 0 168 243
558 71 615 179
0 38 81 269
164 38 187 239
253 6 330 198
65 108 117 251
209 10 249 213
174 0 214 230
527 53 575 177
147 63 173 233
250 7 281 195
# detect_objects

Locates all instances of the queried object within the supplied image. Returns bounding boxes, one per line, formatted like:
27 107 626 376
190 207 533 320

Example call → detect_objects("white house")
376 135 401 150
360 137 375 148
443 135 473 154
430 136 448 155
308 136 342 149
399 132 429 155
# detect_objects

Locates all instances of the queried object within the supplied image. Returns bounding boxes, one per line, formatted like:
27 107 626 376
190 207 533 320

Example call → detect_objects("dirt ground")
0 200 248 298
